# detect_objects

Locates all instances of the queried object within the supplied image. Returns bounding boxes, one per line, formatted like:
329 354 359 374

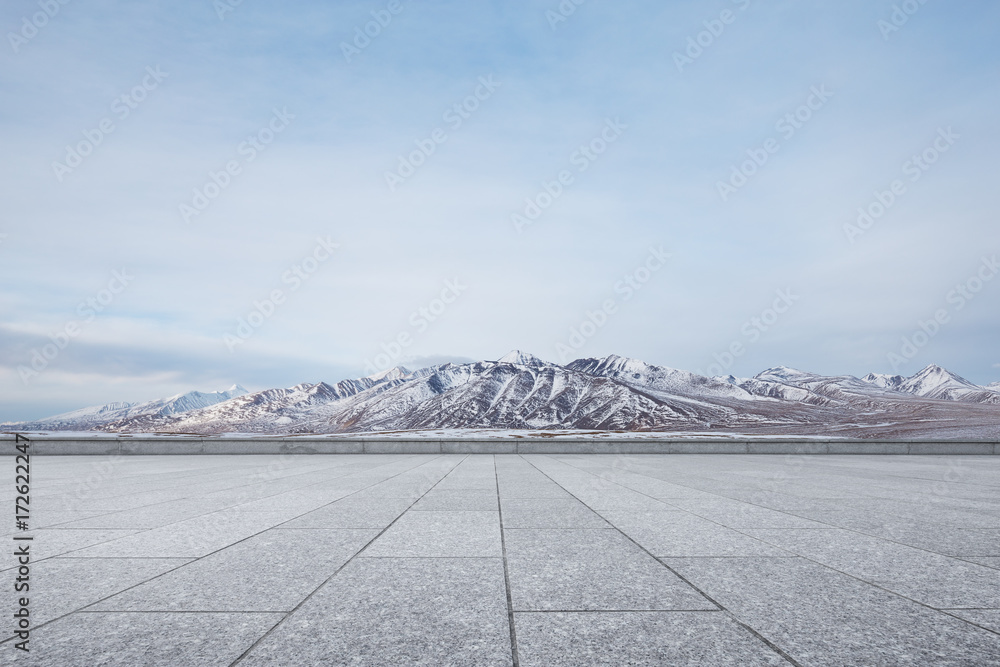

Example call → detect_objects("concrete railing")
1 434 998 455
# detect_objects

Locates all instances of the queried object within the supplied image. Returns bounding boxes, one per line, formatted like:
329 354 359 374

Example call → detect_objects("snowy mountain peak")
755 366 809 381
7 356 999 436
591 354 653 375
854 365 998 404
899 364 977 396
365 366 411 382
496 350 548 367
861 372 905 390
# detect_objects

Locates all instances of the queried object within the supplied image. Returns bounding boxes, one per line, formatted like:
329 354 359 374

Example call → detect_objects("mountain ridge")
5 353 999 438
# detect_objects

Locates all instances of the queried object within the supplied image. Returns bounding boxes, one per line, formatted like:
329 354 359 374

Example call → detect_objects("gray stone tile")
0 557 189 631
662 499 828 529
51 499 234 530
8 452 1000 665
501 498 609 528
0 612 282 666
65 511 298 558
15 510 106 529
514 611 787 666
598 511 791 557
412 489 499 511
91 529 377 612
238 557 512 666
363 511 502 557
667 556 1000 666
497 481 572 499
616 476 722 500
947 609 1000 634
0 529 138 570
789 510 1000 556
432 466 499 490
278 495 413 529
578 492 676 511
504 528 714 611
746 528 1000 608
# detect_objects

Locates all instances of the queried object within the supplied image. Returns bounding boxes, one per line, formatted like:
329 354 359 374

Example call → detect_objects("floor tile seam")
73 610 284 614
936 609 1000 637
539 456 994 561
0 555 202 647
668 545 1000 622
47 460 367 505
527 457 810 551
494 455 521 667
0 609 288 644
512 608 724 613
544 455 795 511
354 555 504 559
729 523 1000 573
519 455 807 667
5 455 456 638
34 457 413 531
47 455 439 547
226 453 469 667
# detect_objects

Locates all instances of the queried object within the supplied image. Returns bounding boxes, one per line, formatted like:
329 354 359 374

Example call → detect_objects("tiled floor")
2 453 999 665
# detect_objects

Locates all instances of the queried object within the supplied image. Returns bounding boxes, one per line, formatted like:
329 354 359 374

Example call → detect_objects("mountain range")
5 352 1000 439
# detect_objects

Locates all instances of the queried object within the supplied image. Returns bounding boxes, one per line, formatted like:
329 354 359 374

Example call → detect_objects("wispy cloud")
2 0 999 419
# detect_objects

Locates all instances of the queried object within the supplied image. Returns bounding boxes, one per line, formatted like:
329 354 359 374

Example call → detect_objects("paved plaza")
2 453 999 665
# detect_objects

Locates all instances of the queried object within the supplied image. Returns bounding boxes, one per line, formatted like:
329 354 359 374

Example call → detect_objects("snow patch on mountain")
8 385 249 430
6 354 999 437
497 350 550 367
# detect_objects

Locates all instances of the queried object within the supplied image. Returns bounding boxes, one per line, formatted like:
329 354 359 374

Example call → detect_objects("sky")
2 0 999 421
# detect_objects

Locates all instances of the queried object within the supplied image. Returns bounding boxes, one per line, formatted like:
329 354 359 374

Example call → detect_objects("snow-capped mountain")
13 385 249 430
5 354 1000 438
860 364 1000 404
737 367 906 407
496 350 549 367
862 372 905 391
96 371 412 433
567 354 752 401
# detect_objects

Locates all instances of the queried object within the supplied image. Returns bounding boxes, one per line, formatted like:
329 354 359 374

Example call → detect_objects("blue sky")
2 0 999 421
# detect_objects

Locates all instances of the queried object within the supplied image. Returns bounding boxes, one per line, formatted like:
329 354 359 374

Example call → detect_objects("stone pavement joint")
1 454 998 666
